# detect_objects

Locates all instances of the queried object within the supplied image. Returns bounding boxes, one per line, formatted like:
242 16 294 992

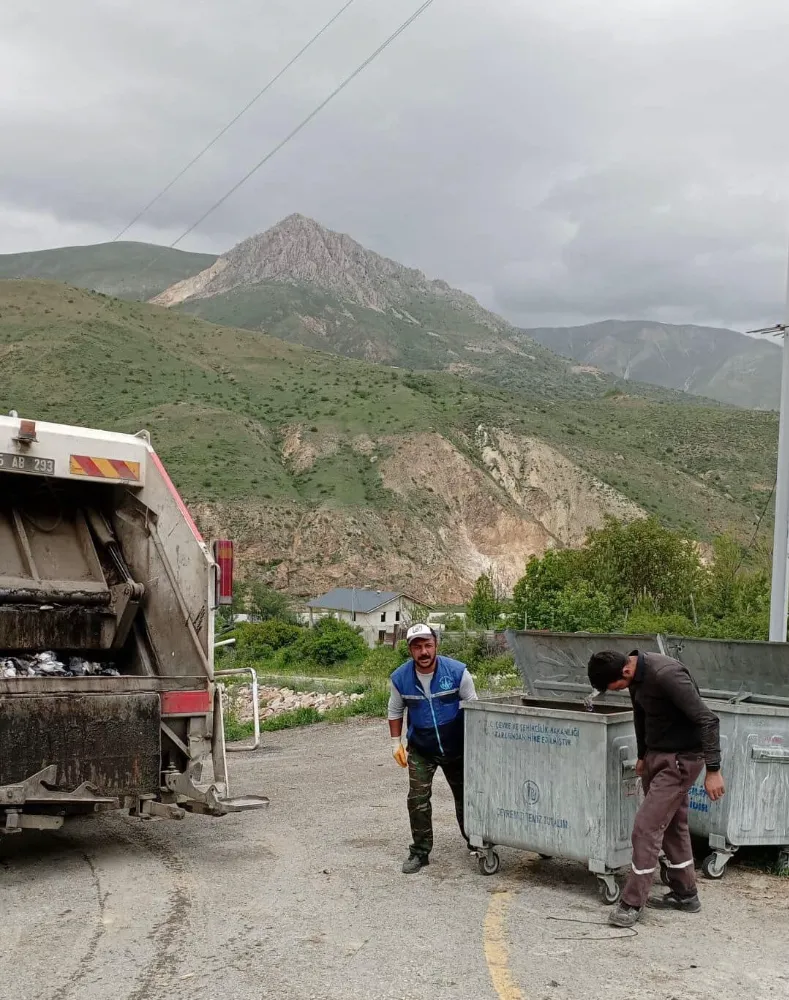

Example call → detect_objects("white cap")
406 623 435 645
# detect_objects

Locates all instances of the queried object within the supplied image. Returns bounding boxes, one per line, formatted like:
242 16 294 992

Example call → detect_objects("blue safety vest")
390 655 467 757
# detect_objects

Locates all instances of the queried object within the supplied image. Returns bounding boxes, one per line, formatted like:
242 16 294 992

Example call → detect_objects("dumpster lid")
505 631 660 698
505 630 789 705
664 636 789 703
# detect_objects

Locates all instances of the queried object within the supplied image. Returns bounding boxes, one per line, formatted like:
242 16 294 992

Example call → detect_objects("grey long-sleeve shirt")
387 668 478 721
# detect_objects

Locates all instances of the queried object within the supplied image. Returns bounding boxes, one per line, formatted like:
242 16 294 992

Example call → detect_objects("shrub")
235 619 302 660
361 645 403 677
436 633 489 669
622 607 699 638
472 652 517 685
293 616 367 667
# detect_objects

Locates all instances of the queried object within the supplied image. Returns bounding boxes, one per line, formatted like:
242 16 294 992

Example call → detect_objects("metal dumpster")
664 636 789 878
505 631 789 879
464 694 639 903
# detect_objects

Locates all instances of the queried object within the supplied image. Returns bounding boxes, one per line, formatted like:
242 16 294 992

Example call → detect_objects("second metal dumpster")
464 694 638 903
684 699 789 877
660 637 789 878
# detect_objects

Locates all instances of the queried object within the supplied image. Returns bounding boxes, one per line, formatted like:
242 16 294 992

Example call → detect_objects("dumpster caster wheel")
478 850 501 876
597 878 621 905
701 853 726 880
777 851 789 876
538 854 553 860
659 861 670 886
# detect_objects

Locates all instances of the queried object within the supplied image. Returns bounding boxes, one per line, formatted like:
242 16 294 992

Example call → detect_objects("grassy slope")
0 280 777 542
526 320 781 410
175 282 708 406
0 241 732 407
0 242 216 301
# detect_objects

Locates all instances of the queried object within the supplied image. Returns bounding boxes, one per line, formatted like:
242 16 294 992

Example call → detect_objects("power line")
112 0 358 242
734 477 776 574
169 0 437 249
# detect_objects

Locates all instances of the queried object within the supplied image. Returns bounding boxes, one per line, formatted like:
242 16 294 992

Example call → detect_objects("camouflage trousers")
407 747 467 859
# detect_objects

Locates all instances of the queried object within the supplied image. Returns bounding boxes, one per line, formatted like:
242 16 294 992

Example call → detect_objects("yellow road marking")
483 889 525 1000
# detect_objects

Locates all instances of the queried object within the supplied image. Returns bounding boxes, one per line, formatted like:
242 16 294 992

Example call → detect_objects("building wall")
343 598 405 648
308 596 422 648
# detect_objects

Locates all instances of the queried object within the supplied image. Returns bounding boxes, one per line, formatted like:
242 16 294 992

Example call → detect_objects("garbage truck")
0 412 267 833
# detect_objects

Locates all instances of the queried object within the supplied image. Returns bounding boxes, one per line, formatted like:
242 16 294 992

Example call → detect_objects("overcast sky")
2 0 788 329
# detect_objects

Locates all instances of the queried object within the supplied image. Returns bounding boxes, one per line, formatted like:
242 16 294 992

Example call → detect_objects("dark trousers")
623 750 705 909
406 747 467 858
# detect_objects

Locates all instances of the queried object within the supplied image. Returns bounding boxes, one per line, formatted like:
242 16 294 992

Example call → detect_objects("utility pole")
770 324 789 641
753 263 789 640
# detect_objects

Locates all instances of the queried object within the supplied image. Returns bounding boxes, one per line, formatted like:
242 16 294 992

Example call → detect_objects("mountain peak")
151 214 493 320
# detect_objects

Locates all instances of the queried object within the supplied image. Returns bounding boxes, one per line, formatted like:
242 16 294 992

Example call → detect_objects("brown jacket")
629 650 721 770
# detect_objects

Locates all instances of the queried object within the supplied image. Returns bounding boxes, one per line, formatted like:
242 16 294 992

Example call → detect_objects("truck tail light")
214 539 234 606
13 419 37 443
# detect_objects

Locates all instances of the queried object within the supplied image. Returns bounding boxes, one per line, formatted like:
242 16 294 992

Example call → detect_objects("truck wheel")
701 853 726 880
478 850 501 876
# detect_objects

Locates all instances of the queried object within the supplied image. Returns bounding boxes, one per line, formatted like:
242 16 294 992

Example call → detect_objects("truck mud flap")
0 692 161 797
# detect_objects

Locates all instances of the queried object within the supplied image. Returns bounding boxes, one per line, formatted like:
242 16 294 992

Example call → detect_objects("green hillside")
0 242 216 301
0 280 776 548
174 281 717 407
527 319 780 410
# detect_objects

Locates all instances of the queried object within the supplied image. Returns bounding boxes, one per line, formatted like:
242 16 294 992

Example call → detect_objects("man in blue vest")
388 623 478 873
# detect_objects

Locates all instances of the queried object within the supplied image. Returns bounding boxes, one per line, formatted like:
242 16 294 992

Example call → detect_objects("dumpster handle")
751 746 789 763
215 668 260 752
621 758 639 773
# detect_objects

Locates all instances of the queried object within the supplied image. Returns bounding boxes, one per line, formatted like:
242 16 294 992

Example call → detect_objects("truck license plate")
0 452 56 476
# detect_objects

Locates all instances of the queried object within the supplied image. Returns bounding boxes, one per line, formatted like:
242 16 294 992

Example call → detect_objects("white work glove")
391 736 407 768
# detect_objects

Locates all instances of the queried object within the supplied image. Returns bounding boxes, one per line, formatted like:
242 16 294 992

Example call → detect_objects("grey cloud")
2 0 789 330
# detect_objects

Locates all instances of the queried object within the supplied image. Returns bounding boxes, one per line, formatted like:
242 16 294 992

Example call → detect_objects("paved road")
2 719 788 1000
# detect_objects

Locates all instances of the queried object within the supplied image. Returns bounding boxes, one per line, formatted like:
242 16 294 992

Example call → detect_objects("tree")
583 517 703 616
509 548 586 629
245 581 295 623
507 517 771 641
467 573 501 628
511 578 620 633
695 534 770 639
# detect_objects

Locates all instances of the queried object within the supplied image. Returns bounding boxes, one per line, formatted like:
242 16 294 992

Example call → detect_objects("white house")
305 588 431 648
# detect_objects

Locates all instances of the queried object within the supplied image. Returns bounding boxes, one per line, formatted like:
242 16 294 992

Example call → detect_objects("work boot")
647 891 701 913
401 853 429 874
608 902 642 928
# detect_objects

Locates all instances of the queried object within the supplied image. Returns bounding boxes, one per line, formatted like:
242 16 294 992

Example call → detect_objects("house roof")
306 588 429 614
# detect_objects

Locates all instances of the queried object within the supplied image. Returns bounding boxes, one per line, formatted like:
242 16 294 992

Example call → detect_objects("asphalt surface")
2 718 788 1000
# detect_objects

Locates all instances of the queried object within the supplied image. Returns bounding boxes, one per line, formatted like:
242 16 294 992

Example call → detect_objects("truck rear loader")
0 413 267 833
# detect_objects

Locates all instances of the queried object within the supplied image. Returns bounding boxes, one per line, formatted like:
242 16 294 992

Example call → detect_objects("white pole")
769 257 789 641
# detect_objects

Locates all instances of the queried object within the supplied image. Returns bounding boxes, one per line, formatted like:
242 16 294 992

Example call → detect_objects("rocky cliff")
194 425 644 603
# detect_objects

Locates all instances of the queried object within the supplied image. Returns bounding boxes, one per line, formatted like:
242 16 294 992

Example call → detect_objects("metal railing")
215 667 260 752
